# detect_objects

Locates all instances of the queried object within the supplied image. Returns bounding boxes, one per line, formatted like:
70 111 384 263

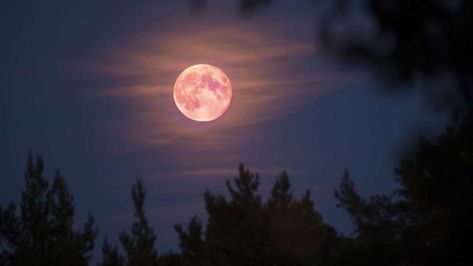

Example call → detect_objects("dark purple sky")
0 0 447 255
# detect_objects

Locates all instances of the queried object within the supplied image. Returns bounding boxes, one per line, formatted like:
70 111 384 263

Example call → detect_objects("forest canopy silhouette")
2 115 472 266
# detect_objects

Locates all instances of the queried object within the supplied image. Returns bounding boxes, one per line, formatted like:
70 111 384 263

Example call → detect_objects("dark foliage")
118 179 158 266
99 238 125 266
320 0 473 115
174 164 338 266
174 216 205 266
0 153 98 266
265 171 338 266
236 0 473 115
202 164 267 265
3 123 473 265
156 252 182 266
98 179 159 266
239 0 274 15
334 116 473 265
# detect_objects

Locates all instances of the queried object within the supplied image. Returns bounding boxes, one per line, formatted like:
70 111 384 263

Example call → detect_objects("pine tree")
334 117 473 265
99 237 125 266
267 171 293 208
266 171 337 266
119 178 158 266
0 153 98 266
174 216 205 266
179 164 338 266
203 164 266 266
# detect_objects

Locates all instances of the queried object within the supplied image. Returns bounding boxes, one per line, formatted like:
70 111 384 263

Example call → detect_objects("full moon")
173 64 232 122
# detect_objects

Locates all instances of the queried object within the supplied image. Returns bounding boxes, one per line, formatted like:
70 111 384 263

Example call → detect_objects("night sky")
1 0 447 254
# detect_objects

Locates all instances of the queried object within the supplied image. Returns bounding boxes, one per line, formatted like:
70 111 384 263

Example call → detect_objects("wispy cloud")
77 20 358 176
176 165 303 180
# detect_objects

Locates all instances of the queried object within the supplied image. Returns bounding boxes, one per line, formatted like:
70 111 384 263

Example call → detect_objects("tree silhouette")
203 164 266 266
266 171 338 266
395 116 473 265
0 153 97 266
176 164 338 266
334 169 406 266
119 179 158 266
335 116 473 265
3 142 471 266
267 171 293 208
156 252 182 266
98 238 124 266
174 216 206 266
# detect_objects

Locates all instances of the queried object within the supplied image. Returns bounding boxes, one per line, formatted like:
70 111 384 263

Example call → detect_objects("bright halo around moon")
173 64 232 122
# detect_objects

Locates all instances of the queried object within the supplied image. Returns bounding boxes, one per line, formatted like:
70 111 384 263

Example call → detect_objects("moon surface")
173 64 232 122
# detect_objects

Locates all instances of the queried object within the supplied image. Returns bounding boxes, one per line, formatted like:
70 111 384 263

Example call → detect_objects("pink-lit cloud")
77 20 360 176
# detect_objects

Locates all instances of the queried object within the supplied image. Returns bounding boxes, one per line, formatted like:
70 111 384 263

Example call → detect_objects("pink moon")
173 64 232 122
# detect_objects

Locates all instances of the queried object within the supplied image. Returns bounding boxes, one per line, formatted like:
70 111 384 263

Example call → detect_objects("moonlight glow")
173 64 232 122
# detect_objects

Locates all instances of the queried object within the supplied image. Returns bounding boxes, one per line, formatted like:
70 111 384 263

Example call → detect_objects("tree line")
1 114 472 266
